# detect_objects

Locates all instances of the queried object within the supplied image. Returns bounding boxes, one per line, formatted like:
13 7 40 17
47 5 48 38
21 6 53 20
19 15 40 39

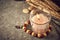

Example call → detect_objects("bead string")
22 20 52 38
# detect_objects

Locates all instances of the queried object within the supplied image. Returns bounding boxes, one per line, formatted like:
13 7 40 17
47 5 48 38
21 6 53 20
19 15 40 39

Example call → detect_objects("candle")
30 13 50 34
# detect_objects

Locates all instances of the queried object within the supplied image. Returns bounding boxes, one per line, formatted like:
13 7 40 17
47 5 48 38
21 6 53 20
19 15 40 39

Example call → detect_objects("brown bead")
25 21 28 25
43 33 47 36
31 32 36 36
37 33 41 38
48 29 51 32
23 24 27 27
26 30 31 34
22 27 26 32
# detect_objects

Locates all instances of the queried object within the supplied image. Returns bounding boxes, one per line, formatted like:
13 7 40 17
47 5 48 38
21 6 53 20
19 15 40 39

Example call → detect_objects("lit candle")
30 14 50 34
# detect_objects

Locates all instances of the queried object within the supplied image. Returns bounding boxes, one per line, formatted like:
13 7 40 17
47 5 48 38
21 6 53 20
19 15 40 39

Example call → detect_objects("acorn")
37 33 41 38
28 6 34 10
26 30 31 34
31 32 36 37
23 8 29 14
43 33 47 36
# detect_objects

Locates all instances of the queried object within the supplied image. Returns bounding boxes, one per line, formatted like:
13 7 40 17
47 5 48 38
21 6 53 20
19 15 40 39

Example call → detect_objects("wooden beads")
22 20 51 38
43 33 47 36
26 30 31 34
31 32 36 36
37 33 41 38
22 27 26 32
48 26 51 32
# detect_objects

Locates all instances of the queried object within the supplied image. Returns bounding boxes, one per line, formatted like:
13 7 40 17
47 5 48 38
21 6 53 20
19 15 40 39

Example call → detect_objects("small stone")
23 9 29 14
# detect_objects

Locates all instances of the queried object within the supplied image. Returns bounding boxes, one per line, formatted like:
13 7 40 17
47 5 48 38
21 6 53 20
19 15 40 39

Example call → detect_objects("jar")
30 9 51 34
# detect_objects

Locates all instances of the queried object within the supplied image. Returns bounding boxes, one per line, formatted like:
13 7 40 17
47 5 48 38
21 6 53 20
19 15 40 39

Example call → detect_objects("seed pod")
31 32 36 36
37 33 41 38
26 30 31 34
23 8 29 14
43 33 47 36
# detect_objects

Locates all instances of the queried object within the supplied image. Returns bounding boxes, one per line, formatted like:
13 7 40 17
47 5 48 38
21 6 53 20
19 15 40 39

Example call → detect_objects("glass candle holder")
30 9 51 34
